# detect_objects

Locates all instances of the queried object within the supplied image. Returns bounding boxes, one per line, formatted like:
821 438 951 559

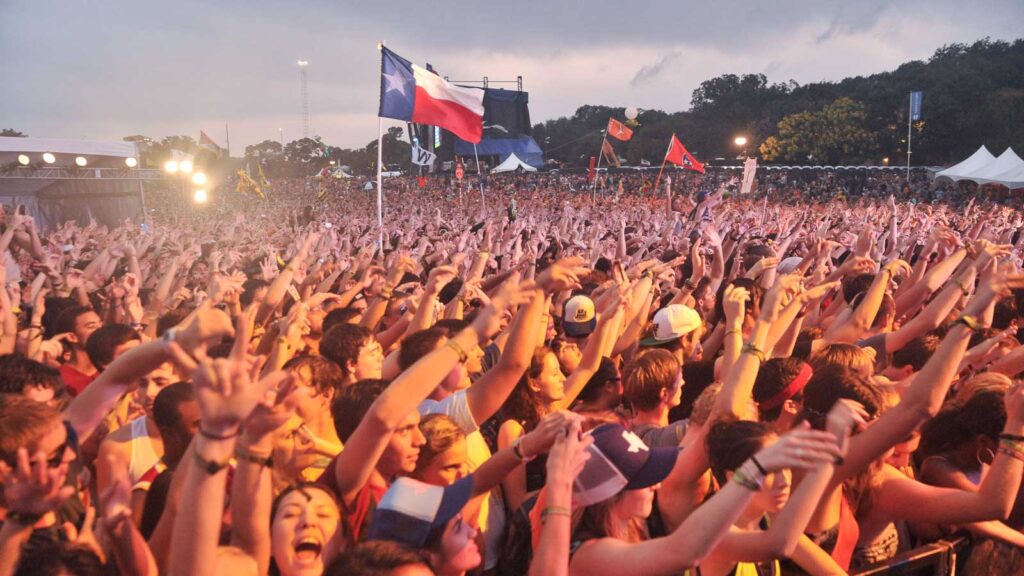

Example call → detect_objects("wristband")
732 469 762 491
742 342 766 364
235 446 273 468
750 455 769 477
192 449 230 475
5 510 44 527
955 315 983 333
998 446 1024 464
512 436 536 463
445 339 469 363
540 506 572 523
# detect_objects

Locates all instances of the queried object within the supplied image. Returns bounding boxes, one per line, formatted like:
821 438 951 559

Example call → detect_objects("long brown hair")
576 490 648 544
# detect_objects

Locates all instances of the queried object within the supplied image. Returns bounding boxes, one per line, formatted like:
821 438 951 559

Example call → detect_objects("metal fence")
852 537 969 576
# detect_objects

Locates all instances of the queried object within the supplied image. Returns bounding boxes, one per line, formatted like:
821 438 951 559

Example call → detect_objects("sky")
2 0 1022 151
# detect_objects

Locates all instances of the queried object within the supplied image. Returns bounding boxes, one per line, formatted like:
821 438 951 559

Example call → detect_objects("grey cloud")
632 51 682 86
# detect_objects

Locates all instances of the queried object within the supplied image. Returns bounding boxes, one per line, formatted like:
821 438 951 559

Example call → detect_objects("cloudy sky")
2 0 1021 150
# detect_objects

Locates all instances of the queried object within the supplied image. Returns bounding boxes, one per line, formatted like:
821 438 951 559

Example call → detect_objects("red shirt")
60 364 97 397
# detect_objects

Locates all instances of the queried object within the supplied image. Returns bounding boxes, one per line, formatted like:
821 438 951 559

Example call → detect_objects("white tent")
980 164 1024 189
935 146 996 182
491 153 537 173
970 148 1024 182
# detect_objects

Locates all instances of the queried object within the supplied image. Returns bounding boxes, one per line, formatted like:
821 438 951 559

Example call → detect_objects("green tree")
1 129 27 137
244 140 284 159
761 97 877 164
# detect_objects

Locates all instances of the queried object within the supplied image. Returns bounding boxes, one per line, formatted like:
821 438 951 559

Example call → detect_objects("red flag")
607 118 633 142
199 130 223 155
601 139 621 167
588 156 596 182
664 134 705 173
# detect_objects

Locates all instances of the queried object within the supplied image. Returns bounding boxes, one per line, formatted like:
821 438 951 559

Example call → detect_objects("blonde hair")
811 343 875 378
958 372 1012 402
412 414 465 479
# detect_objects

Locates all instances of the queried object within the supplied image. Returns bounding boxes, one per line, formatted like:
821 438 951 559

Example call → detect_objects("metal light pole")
298 60 309 140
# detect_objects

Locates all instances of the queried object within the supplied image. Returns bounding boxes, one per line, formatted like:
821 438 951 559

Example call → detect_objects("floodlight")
125 157 138 168
179 160 194 174
42 153 56 164
75 156 88 167
165 160 179 173
191 172 207 185
17 155 29 165
193 189 208 203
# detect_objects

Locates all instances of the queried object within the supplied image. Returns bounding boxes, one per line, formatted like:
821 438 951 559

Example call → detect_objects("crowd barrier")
852 537 968 576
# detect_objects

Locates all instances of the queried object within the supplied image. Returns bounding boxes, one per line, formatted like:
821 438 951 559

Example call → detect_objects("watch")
956 315 983 333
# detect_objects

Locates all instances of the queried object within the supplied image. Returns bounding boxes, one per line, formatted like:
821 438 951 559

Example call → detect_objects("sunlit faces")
435 513 481 574
73 311 103 348
271 486 340 576
666 369 685 408
32 418 75 469
135 363 177 417
416 437 469 487
291 366 331 422
354 338 384 380
529 351 566 404
380 410 425 477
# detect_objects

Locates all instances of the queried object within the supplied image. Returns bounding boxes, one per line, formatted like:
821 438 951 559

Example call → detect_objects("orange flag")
601 139 621 167
606 118 633 141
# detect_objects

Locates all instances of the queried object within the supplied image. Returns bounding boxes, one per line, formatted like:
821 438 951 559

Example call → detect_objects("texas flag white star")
383 69 407 96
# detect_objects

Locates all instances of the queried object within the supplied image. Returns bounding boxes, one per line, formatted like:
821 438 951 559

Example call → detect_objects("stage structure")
0 137 158 229
408 73 542 171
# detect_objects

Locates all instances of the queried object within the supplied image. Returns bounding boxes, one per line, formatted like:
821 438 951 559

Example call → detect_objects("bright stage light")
42 153 56 164
17 155 29 165
125 157 138 168
191 172 207 185
164 160 179 174
734 136 748 147
193 189 208 203
179 160 194 174
297 60 308 67
75 156 88 167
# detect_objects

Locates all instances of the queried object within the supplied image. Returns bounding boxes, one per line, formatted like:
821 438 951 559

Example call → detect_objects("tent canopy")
935 146 1024 188
0 136 137 166
935 146 996 182
491 153 537 173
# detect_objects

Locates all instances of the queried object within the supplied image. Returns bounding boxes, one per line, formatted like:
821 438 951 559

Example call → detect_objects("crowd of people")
3 168 1024 576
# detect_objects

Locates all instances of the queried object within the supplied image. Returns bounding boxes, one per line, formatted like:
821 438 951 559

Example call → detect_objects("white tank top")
126 416 160 485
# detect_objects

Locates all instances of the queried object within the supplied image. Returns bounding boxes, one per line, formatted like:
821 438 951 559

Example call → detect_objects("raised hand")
471 273 535 340
537 257 588 293
825 399 868 462
722 284 750 325
0 446 75 518
753 423 842 473
760 274 803 322
545 418 593 490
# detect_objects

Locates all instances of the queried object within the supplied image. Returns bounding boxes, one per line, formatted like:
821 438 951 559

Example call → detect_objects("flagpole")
653 138 671 196
376 116 384 249
591 135 607 202
225 123 231 157
473 144 485 212
906 92 912 184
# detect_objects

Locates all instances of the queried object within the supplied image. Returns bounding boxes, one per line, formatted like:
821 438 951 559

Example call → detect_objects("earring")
976 446 995 466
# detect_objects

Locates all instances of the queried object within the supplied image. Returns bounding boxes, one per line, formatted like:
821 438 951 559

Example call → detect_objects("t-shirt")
632 419 688 449
419 390 502 568
316 459 387 548
60 364 96 397
857 333 890 370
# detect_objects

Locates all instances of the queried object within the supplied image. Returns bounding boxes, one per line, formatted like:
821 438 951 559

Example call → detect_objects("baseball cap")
368 475 474 548
640 304 702 346
573 423 679 507
563 295 596 338
777 256 803 274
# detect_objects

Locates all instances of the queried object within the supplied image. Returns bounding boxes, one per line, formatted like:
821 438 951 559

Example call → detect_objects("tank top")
127 416 160 485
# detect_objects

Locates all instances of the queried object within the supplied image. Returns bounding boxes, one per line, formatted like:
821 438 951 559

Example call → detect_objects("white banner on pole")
740 157 758 195
411 144 437 167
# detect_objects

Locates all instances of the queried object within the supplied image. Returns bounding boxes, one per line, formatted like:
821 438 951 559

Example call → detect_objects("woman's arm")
498 420 529 512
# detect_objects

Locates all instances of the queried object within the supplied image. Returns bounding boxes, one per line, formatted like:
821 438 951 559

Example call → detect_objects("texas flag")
665 134 705 173
379 46 484 143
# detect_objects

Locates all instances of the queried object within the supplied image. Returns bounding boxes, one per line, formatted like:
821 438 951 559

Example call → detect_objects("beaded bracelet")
998 446 1024 464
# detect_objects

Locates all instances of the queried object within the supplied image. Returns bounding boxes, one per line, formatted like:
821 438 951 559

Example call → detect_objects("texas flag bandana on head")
379 46 485 143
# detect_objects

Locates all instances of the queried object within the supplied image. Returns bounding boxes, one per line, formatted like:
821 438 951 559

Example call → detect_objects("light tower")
298 60 309 139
